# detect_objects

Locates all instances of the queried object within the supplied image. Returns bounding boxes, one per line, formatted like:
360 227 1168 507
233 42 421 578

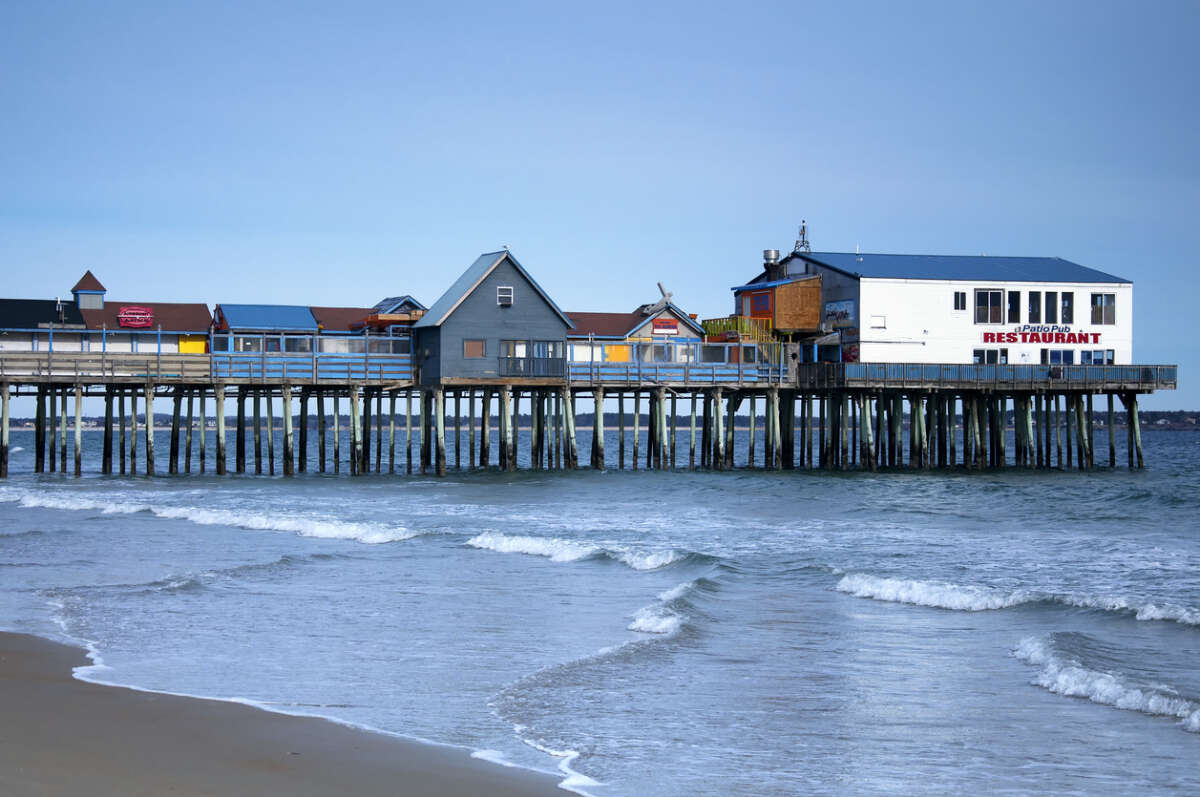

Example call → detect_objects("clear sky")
2 1 1197 408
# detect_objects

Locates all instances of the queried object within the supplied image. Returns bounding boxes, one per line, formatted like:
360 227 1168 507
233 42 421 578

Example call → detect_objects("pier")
0 347 1176 478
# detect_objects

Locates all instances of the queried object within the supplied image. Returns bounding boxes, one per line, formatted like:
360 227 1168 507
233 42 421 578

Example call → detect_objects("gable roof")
310 306 373 331
81 301 212 331
414 251 573 329
215 304 318 331
371 295 427 314
790 252 1130 284
566 304 704 338
0 298 86 328
71 270 106 293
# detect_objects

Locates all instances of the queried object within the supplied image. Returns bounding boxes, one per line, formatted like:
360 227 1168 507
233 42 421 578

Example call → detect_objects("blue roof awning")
217 304 318 331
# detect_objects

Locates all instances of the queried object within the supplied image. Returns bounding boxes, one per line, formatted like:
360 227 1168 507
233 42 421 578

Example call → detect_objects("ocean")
1 427 1197 795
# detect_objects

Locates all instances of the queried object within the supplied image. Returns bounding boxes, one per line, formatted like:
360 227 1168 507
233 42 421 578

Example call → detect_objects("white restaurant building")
761 252 1132 366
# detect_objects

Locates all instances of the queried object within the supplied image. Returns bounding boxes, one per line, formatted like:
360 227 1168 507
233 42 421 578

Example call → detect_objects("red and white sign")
982 329 1101 344
651 318 678 335
118 306 154 328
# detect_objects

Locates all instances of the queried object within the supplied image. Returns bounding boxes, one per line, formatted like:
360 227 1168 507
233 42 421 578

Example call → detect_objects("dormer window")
497 286 514 306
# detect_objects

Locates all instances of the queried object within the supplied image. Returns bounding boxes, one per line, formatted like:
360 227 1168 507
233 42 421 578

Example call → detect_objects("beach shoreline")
0 630 566 797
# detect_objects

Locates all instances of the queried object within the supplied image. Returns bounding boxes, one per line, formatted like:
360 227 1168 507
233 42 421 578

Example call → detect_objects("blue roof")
414 251 574 329
731 277 812 292
795 252 1130 284
372 295 427 313
217 304 318 331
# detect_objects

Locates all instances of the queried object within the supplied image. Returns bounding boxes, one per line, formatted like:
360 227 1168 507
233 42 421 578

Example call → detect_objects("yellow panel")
604 344 630 362
179 335 208 354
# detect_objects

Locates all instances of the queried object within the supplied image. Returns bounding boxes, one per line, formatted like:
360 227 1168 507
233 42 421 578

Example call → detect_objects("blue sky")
2 1 1197 408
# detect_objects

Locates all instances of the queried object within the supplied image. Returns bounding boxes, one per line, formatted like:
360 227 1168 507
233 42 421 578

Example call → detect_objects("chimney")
763 249 783 281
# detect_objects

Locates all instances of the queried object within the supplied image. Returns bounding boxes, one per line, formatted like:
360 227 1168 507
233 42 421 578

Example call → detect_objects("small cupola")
71 270 106 310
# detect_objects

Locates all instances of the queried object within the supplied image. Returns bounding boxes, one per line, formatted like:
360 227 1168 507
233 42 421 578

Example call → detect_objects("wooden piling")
479 390 490 468
317 392 327 473
468 390 476 468
452 391 460 470
103 387 114 475
48 387 57 473
406 391 414 473
298 390 308 474
1064 396 1074 469
235 388 246 474
1130 393 1143 468
389 391 396 474
184 391 193 474
647 391 658 470
361 388 372 474
564 389 579 469
119 391 127 475
592 387 605 469
1054 395 1063 468
434 388 447 477
60 389 69 472
1107 394 1116 468
34 387 46 473
499 388 510 471
144 384 155 476
169 387 182 475
724 394 737 470
632 391 640 471
198 392 205 474
1086 394 1095 469
282 385 294 477
374 391 382 474
130 389 139 474
689 393 697 469
554 392 562 469
73 385 82 477
0 382 8 478
510 389 520 467
350 387 362 476
712 389 725 471
670 392 678 469
266 389 276 476
624 391 633 468
747 394 756 467
332 393 340 474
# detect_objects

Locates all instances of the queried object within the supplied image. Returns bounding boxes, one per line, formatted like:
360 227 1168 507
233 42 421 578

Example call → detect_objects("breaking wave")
835 573 1200 626
0 487 414 544
465 532 690 571
1015 635 1200 733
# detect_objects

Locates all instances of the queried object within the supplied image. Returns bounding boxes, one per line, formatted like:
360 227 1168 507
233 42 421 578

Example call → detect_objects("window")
497 286 514 306
1007 291 1020 324
972 348 1009 365
953 291 967 311
1061 292 1074 324
463 339 485 358
1045 349 1075 365
531 340 562 358
1091 293 1116 325
1028 291 1041 323
1106 349 1114 364
499 339 525 358
1045 291 1058 324
975 289 1003 324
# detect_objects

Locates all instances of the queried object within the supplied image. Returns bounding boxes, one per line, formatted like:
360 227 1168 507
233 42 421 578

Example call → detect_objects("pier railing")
0 351 413 384
795 362 1179 391
566 340 788 386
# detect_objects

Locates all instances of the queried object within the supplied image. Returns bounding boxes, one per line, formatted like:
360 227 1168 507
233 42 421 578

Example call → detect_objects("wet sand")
0 631 565 796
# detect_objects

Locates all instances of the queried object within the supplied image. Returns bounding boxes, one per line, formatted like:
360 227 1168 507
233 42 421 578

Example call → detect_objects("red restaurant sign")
651 318 678 335
982 330 1100 344
118 306 154 328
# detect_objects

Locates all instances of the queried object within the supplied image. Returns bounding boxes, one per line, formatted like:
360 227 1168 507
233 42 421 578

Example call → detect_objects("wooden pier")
0 351 1177 478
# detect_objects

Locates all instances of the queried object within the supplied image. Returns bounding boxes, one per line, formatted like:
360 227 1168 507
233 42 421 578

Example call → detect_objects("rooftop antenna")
794 219 811 253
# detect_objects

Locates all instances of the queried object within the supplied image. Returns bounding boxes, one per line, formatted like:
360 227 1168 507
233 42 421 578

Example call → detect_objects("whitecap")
836 573 1032 611
1014 636 1200 733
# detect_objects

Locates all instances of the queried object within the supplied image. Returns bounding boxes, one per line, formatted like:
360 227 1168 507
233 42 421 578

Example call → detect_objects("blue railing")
799 363 1178 390
565 340 788 385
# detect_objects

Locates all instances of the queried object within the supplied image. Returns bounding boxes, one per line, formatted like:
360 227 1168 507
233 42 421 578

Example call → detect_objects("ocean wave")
0 486 413 544
1014 635 1200 733
465 532 687 571
835 572 1200 626
836 573 1033 611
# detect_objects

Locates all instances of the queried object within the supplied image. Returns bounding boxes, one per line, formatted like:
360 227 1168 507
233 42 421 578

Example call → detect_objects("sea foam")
835 572 1200 626
465 532 683 571
1015 636 1200 733
836 573 1033 611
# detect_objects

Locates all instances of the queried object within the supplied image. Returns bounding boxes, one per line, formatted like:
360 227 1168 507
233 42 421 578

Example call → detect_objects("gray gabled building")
412 250 573 385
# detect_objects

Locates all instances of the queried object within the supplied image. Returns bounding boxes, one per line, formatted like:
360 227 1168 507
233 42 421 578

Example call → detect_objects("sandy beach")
0 631 564 797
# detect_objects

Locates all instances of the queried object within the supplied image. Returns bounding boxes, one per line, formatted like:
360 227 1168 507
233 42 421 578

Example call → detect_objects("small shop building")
412 250 573 384
566 300 705 365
